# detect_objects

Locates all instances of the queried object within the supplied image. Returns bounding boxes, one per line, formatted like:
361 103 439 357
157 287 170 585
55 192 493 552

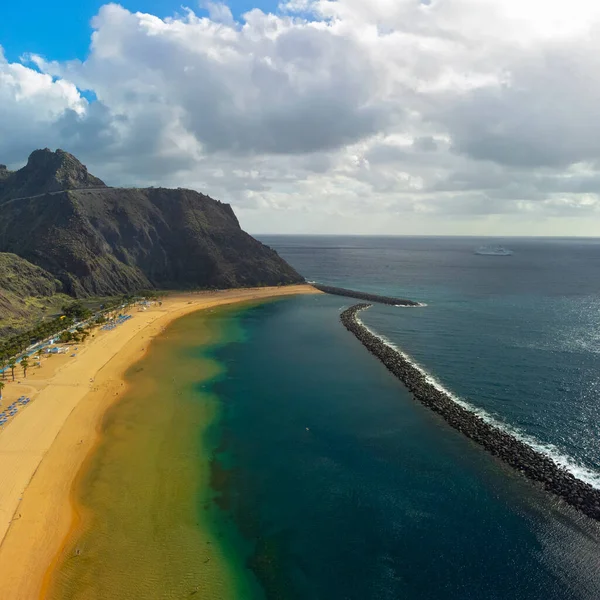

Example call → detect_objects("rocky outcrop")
341 303 600 521
0 149 105 203
0 149 303 296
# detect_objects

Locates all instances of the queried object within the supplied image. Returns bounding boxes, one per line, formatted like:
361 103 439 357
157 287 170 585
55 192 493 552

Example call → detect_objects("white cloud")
3 1 600 234
202 2 236 26
0 46 87 160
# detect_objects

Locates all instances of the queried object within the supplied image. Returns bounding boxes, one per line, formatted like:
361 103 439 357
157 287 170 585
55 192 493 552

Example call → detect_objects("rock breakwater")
341 303 600 521
314 284 420 306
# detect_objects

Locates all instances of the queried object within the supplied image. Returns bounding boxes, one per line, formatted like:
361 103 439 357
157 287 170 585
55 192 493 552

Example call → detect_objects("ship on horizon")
474 245 514 256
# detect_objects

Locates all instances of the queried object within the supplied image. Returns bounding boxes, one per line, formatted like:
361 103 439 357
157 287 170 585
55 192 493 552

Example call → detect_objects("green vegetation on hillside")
61 301 92 321
0 253 71 337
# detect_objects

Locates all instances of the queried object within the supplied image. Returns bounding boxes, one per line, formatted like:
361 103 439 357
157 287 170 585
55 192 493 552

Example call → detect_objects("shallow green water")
49 305 265 600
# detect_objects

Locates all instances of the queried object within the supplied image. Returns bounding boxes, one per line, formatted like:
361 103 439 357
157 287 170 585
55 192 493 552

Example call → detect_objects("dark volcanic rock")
0 149 303 296
0 148 105 203
341 303 600 522
0 165 13 187
314 284 420 306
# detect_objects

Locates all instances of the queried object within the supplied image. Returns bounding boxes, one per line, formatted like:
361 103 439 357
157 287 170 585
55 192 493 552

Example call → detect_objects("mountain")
0 253 69 336
0 149 303 297
0 148 105 203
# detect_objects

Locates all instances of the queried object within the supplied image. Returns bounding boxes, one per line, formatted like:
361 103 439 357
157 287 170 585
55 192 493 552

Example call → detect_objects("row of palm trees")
0 315 75 377
0 324 98 384
0 354 37 400
0 352 39 383
0 293 162 385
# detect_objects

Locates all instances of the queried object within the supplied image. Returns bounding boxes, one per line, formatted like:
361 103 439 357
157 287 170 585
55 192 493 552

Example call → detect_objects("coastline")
0 285 319 600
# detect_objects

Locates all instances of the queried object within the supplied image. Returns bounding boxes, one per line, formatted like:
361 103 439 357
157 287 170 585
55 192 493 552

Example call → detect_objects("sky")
2 1 600 235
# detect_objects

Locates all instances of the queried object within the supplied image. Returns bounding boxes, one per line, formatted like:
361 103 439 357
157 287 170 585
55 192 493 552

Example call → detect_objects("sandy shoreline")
0 285 319 600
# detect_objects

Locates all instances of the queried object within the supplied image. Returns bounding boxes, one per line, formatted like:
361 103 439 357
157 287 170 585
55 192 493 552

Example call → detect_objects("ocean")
51 236 600 599
212 235 600 599
260 235 600 483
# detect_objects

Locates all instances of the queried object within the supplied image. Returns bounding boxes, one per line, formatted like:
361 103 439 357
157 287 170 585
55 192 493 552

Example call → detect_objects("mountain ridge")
0 149 105 203
0 149 303 298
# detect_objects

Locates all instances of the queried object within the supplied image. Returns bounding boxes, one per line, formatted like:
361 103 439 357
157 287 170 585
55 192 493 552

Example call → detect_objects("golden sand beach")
0 285 319 600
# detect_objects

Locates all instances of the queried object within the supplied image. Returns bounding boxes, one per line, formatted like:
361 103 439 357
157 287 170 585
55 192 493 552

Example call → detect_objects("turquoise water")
207 294 600 600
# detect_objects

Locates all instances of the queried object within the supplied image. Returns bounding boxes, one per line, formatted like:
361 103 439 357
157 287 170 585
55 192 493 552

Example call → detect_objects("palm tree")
36 349 43 366
58 331 73 344
8 360 16 382
21 357 30 378
0 380 4 402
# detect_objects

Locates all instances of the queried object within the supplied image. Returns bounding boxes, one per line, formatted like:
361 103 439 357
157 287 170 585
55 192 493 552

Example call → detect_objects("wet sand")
0 285 318 600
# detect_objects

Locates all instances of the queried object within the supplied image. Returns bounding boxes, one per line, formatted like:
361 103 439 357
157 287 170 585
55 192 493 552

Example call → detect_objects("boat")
474 245 513 256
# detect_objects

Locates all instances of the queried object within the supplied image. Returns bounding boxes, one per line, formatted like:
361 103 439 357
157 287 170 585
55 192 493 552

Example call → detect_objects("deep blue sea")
208 236 600 600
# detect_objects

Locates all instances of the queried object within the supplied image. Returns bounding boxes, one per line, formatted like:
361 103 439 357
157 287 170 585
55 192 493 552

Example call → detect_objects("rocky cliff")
0 149 303 296
0 149 105 203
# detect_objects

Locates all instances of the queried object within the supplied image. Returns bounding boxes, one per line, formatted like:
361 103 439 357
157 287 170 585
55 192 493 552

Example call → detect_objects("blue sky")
0 0 279 62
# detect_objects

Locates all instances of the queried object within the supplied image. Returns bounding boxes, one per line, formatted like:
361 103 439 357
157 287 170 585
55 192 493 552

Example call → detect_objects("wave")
356 314 600 490
396 302 428 307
